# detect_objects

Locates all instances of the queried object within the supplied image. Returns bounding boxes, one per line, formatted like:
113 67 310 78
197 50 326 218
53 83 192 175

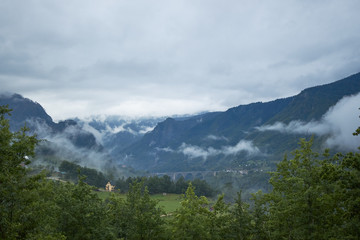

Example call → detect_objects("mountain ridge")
1 72 360 173
120 72 360 172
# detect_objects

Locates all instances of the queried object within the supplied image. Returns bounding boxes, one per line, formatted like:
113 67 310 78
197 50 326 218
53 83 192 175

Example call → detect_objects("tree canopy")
1 104 359 239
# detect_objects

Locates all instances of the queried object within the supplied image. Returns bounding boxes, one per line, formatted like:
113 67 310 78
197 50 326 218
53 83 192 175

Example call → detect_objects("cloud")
256 121 329 135
138 126 156 134
155 147 174 153
178 144 218 160
81 122 105 145
28 119 112 171
178 140 260 160
222 141 260 155
256 93 360 151
0 1 359 120
205 135 229 142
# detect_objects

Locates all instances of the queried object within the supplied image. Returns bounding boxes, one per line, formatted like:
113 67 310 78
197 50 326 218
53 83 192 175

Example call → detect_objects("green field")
94 191 182 213
151 194 183 213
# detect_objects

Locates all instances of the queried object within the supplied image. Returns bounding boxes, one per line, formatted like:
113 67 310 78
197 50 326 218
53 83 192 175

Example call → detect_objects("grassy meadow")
95 191 182 213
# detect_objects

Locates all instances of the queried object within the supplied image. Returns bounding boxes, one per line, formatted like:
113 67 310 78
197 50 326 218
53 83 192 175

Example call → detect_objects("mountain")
0 93 100 150
0 93 117 174
0 93 161 177
120 72 360 172
79 116 166 159
2 72 360 175
0 93 55 131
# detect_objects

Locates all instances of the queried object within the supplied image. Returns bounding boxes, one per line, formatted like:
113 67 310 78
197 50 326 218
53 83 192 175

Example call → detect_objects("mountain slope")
268 73 360 123
0 93 111 170
121 72 360 172
0 93 55 131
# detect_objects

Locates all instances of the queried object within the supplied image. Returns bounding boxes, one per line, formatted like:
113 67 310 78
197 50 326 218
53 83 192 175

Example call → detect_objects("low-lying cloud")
256 93 360 151
178 140 260 160
80 117 159 145
29 119 112 171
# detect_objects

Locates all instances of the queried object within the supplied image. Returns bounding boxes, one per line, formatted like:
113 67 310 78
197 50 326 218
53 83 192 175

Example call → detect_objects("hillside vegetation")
1 105 359 239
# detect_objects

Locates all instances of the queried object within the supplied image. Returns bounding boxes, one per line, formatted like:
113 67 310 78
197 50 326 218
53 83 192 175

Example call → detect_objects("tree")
249 191 269 240
55 176 113 240
192 178 215 197
228 191 252 240
174 176 188 194
264 138 329 239
330 148 360 238
208 194 233 240
171 183 212 239
108 181 166 239
0 105 65 239
353 108 360 137
261 136 360 239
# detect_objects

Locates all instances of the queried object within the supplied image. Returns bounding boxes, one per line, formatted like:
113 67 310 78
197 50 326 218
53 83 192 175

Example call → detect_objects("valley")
1 72 360 200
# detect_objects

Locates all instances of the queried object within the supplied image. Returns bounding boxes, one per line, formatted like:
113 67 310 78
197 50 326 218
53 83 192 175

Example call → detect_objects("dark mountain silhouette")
0 93 55 131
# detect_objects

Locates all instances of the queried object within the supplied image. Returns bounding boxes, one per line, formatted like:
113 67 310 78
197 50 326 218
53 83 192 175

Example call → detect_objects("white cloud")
0 1 359 120
256 93 360 151
139 126 156 134
222 140 260 155
29 119 111 171
205 135 229 142
178 143 218 159
178 140 260 159
82 123 104 145
155 147 174 153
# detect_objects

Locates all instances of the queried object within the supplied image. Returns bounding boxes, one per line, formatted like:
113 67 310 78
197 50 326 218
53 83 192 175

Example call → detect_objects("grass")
151 194 183 213
94 190 124 201
94 190 182 214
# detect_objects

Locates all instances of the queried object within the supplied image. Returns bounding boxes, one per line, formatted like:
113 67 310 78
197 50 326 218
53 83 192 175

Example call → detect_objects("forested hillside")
121 72 360 172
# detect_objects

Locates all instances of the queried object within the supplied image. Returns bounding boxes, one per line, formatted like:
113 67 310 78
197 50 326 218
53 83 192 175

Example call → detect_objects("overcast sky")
1 0 360 121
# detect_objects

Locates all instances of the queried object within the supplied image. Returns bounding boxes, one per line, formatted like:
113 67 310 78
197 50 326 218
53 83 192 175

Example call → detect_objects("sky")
1 0 360 121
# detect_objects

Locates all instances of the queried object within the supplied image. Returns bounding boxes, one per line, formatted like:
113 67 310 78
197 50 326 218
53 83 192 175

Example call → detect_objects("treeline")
59 160 108 187
115 175 215 197
1 105 360 239
58 160 215 197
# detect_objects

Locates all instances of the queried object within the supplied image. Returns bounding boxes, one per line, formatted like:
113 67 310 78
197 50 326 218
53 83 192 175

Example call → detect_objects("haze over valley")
1 72 360 194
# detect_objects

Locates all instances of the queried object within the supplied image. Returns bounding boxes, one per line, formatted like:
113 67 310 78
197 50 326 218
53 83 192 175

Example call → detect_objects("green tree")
55 176 113 240
264 138 329 239
192 178 215 197
329 150 360 238
261 136 360 240
208 194 233 240
228 191 252 240
174 176 188 194
171 183 212 239
249 191 269 240
0 105 65 239
108 181 166 239
353 108 360 137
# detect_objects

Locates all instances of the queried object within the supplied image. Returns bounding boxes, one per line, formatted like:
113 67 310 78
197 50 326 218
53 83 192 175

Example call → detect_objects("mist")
28 119 113 172
256 93 360 151
177 140 260 160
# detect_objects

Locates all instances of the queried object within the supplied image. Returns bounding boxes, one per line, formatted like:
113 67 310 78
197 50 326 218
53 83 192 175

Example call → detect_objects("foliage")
108 181 166 239
0 105 64 239
55 177 114 240
1 104 360 239
114 175 215 197
229 191 252 239
171 183 212 239
261 137 360 240
59 160 108 187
